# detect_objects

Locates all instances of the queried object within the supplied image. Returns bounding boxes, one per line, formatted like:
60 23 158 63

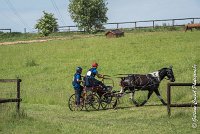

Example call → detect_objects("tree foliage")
35 11 58 36
68 0 108 33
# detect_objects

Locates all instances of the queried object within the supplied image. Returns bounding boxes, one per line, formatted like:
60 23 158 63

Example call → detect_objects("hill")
0 31 199 134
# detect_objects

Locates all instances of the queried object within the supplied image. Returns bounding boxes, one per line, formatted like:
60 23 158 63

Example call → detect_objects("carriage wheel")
101 92 118 110
68 94 84 111
85 93 100 111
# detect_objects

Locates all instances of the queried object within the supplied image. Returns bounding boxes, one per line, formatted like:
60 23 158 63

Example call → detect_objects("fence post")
172 19 175 27
192 18 194 24
167 83 171 117
153 21 155 28
134 22 137 29
16 79 21 113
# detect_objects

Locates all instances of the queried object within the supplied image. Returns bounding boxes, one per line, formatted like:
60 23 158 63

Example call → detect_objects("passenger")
72 67 83 106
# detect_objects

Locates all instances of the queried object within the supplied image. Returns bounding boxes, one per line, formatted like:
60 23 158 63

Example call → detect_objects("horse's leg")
119 87 124 93
129 87 134 99
129 92 133 99
129 91 139 106
185 26 188 32
140 90 153 106
154 89 167 105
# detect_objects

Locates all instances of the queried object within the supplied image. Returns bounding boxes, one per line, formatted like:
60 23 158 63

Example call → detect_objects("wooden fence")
58 17 200 32
105 17 200 29
167 82 200 116
0 79 22 112
0 29 11 33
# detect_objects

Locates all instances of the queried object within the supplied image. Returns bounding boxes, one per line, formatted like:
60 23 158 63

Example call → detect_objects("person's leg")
79 86 83 98
75 88 81 105
94 79 107 89
85 77 91 87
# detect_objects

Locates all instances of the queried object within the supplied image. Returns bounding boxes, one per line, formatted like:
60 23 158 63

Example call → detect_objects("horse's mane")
159 67 168 72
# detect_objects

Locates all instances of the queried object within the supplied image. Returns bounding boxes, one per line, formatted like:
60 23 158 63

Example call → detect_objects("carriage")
68 66 175 111
68 76 116 111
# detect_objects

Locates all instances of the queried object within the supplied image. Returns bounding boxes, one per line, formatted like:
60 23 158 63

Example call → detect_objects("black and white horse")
119 66 175 106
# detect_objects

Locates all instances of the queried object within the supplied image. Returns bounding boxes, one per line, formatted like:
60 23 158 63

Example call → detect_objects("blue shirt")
72 73 82 89
86 68 98 78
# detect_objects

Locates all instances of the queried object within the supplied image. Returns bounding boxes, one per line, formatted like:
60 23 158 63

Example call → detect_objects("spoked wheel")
101 92 118 110
68 94 84 111
85 93 100 111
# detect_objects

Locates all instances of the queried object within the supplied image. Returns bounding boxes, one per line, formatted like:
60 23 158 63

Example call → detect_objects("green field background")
0 31 199 133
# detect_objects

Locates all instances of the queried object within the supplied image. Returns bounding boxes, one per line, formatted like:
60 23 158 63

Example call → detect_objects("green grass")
0 26 185 43
0 32 85 43
0 32 39 42
0 31 199 133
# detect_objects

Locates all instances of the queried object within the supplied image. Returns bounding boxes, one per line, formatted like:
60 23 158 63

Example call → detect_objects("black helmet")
76 67 82 73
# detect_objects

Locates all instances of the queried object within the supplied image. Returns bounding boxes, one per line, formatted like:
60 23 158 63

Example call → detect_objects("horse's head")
159 66 175 82
166 66 175 82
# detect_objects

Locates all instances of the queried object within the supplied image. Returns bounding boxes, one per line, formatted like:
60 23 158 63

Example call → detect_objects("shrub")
25 59 38 67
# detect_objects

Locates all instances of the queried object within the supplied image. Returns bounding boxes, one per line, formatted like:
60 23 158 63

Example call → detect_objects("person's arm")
97 73 104 78
77 79 84 83
76 75 84 83
93 69 104 78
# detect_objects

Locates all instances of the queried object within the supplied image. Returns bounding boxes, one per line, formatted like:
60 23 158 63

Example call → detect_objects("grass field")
0 31 199 134
0 32 79 43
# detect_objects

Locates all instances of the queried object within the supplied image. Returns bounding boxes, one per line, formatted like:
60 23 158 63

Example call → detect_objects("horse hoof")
163 103 167 106
135 104 139 107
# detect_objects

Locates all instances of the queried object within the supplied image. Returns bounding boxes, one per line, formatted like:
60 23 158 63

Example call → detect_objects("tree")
68 0 108 33
35 11 58 36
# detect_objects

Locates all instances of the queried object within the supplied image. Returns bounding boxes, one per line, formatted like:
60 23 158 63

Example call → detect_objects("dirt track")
0 39 49 45
0 35 94 46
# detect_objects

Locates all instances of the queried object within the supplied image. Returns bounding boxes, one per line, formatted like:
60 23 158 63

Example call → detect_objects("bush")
25 59 38 67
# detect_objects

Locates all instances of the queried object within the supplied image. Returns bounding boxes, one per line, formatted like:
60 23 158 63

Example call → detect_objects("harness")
121 72 160 91
149 71 160 82
120 68 174 93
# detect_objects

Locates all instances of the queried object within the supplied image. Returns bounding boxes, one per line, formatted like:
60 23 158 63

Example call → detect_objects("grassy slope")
0 32 82 43
0 31 199 133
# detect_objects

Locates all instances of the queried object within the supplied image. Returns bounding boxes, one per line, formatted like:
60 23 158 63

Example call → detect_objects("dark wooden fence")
105 17 200 29
58 17 200 32
0 79 22 112
167 82 200 116
0 29 12 33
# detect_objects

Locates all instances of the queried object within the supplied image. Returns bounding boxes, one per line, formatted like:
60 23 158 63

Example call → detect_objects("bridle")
165 69 174 81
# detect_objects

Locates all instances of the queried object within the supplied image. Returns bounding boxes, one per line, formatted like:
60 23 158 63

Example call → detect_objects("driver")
85 62 107 90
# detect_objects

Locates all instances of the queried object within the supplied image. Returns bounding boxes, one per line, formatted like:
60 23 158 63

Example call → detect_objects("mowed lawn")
0 31 199 134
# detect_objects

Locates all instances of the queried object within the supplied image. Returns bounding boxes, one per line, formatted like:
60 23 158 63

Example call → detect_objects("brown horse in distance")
185 23 200 32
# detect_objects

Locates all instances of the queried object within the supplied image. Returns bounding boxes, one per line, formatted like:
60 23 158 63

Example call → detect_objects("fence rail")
167 82 200 117
58 17 200 32
0 79 22 112
0 29 11 33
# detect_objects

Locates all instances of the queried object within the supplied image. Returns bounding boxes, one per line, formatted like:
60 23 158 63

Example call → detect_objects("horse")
119 66 175 106
185 23 200 32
